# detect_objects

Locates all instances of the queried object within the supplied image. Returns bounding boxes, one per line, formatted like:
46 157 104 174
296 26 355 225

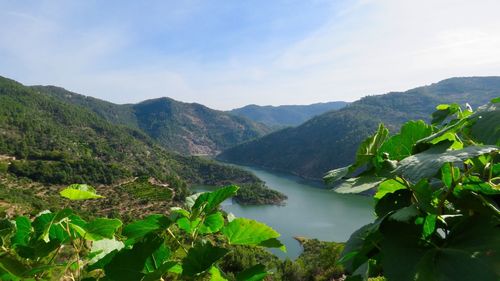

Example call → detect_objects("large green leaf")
143 261 179 281
144 243 171 273
440 162 460 188
104 234 163 281
176 217 201 234
192 185 239 216
335 177 385 194
422 214 437 238
222 218 280 246
198 212 225 234
380 120 433 160
84 218 122 240
182 243 229 277
416 118 467 151
375 189 412 217
470 103 500 145
123 214 171 241
89 238 124 265
349 124 389 173
324 166 350 185
59 184 103 200
11 216 31 247
380 217 500 281
394 145 498 183
32 209 73 243
431 103 461 125
461 176 500 195
374 178 407 200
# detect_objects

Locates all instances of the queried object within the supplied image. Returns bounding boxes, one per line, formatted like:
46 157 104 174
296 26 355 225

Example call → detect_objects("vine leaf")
374 179 406 200
394 145 498 183
123 214 171 241
11 216 31 247
335 177 385 194
381 217 500 281
104 234 164 281
222 218 280 247
198 212 225 234
59 184 104 200
379 120 433 160
182 243 229 277
350 123 389 173
89 238 124 265
84 218 122 241
192 185 239 216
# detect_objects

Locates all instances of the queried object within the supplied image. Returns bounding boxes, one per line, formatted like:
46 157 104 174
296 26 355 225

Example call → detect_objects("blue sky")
1 0 500 109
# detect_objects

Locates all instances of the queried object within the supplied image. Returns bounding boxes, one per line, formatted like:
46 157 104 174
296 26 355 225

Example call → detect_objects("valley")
0 75 498 281
196 164 373 259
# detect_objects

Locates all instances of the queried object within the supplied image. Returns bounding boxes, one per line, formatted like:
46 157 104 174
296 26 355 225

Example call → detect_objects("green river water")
196 165 374 259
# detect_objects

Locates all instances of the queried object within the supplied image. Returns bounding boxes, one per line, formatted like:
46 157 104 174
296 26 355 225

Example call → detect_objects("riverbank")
194 164 374 259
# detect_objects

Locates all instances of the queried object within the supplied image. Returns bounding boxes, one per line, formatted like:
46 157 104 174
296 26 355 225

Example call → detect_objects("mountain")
132 97 270 155
31 86 270 155
218 77 500 180
0 76 263 190
229 101 348 128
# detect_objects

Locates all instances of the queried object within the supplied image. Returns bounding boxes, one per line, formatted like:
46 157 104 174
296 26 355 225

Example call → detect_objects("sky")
1 0 500 110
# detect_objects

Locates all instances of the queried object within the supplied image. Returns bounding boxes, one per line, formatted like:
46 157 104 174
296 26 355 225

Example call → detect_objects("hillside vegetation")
229 101 348 128
219 77 500 179
32 85 270 155
0 76 285 211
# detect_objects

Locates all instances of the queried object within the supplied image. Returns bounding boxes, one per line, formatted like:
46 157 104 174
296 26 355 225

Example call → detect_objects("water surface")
196 165 374 259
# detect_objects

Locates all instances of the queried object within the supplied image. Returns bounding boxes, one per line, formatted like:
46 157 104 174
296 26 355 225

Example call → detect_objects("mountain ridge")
218 76 500 180
229 101 348 128
30 85 270 155
0 76 265 189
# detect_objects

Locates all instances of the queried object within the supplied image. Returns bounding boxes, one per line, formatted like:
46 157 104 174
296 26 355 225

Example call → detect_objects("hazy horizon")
2 0 500 110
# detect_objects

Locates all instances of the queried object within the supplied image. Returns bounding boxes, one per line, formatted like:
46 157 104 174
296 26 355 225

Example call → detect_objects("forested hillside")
32 85 270 155
0 76 267 189
229 101 348 128
219 77 500 179
133 97 270 155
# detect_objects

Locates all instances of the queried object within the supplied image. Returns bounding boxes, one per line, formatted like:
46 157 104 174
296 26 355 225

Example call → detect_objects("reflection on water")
194 165 374 259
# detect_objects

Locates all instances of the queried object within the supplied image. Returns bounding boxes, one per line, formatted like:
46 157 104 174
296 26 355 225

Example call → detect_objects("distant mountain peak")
229 101 349 127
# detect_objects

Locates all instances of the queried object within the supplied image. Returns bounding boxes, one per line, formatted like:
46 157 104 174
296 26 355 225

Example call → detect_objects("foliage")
33 85 270 156
285 238 345 281
219 77 500 179
0 185 286 280
324 99 500 280
0 75 283 206
120 177 173 202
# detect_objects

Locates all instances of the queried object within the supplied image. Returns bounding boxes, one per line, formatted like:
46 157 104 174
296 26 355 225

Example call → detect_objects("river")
196 165 374 259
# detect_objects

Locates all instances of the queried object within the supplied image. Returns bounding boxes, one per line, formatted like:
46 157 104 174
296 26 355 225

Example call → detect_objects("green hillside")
0 76 272 195
218 77 500 179
229 101 348 128
133 97 270 155
32 86 270 155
